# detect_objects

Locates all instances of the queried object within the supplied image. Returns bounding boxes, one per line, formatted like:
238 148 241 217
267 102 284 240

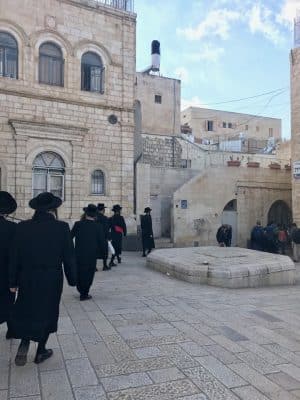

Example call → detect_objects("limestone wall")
0 0 136 221
173 167 292 247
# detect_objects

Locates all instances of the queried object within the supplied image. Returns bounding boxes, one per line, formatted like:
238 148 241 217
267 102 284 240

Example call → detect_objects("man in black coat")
0 191 17 339
96 203 110 271
109 204 127 266
9 192 77 366
141 207 155 257
72 204 106 300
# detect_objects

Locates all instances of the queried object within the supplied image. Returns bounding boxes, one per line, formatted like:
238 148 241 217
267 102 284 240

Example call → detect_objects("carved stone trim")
9 119 88 142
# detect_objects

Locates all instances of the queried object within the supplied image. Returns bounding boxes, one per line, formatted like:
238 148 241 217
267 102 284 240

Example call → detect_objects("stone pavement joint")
2 252 300 399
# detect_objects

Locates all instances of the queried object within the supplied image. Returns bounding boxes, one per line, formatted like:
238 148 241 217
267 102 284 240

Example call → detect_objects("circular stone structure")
146 246 296 288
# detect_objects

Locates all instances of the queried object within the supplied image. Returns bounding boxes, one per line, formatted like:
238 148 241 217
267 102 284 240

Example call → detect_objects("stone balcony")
83 0 134 12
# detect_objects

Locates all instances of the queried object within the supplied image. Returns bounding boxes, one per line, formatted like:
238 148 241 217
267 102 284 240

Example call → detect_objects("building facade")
181 107 281 146
0 0 136 222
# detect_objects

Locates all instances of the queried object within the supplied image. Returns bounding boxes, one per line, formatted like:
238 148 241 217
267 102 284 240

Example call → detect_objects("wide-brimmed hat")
0 191 17 214
144 207 152 213
97 203 106 211
112 204 122 212
29 192 62 211
83 204 98 217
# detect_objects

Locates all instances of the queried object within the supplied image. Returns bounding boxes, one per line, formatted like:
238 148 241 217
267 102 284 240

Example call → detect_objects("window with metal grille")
0 32 18 79
32 152 65 199
91 170 105 195
207 120 214 131
154 95 162 104
81 52 105 93
39 42 64 86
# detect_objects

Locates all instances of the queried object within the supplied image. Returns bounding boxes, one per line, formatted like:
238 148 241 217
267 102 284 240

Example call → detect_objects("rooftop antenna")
294 9 300 48
141 40 160 74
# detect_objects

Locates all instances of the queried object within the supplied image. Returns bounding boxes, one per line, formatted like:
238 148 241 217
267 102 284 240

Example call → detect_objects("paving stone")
196 356 246 388
210 335 246 353
126 334 188 348
133 346 162 359
107 379 199 400
10 397 41 400
40 369 73 400
85 342 116 366
100 372 152 392
66 358 98 388
240 341 286 365
102 335 137 362
250 310 282 322
179 342 209 357
58 334 87 360
10 363 40 398
74 386 107 400
184 366 240 399
291 390 300 398
218 326 249 342
263 343 300 366
96 357 174 377
57 316 77 334
205 344 239 364
267 371 300 390
229 362 297 400
177 395 209 400
159 344 199 369
38 348 65 371
73 319 103 344
0 361 9 390
279 363 300 382
171 321 214 345
233 385 270 400
237 351 280 374
148 367 185 383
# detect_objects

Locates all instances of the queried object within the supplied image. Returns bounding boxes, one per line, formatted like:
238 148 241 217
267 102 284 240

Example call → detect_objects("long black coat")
96 214 110 259
141 215 155 251
9 212 76 342
71 219 106 266
0 217 16 324
109 215 127 256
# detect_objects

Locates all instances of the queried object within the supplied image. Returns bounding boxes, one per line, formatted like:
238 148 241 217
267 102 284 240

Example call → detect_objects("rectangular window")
228 122 233 129
222 122 227 128
181 159 191 168
155 95 162 104
269 128 273 137
207 120 214 131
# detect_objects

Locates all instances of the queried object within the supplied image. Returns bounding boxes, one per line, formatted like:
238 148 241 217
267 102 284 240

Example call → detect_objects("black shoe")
15 341 30 366
103 266 111 271
142 253 146 257
34 349 53 364
6 330 13 340
109 261 117 267
117 257 121 264
80 294 92 301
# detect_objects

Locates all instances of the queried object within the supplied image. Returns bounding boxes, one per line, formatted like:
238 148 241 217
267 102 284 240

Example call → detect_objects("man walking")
96 203 110 271
141 207 155 257
0 191 17 339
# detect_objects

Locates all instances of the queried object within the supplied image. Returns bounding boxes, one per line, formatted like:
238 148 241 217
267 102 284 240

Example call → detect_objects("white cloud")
177 8 241 41
181 96 207 110
277 0 299 27
188 44 225 63
174 67 189 84
248 4 284 45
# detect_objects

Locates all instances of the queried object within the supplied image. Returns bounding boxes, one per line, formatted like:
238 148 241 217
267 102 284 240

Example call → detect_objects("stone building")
182 107 281 149
0 0 136 224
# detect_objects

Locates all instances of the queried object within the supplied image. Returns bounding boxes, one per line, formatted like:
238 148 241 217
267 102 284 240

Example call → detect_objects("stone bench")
146 246 296 288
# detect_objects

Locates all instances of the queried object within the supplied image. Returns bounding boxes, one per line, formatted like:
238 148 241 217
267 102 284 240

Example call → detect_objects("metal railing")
95 0 134 12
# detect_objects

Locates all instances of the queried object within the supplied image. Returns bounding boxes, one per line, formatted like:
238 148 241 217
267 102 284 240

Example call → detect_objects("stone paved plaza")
3 252 300 399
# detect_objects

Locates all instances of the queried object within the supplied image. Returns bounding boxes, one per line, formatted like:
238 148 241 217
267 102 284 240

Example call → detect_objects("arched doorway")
268 200 292 227
222 199 237 246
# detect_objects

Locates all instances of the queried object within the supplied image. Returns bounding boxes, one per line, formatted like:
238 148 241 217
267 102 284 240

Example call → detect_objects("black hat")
29 192 62 211
144 207 152 213
0 191 17 214
112 204 122 212
83 204 98 217
97 203 106 211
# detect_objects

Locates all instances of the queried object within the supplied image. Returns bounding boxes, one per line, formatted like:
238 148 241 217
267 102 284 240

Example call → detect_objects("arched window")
81 52 104 93
39 42 64 86
32 152 65 199
91 170 105 195
0 32 18 79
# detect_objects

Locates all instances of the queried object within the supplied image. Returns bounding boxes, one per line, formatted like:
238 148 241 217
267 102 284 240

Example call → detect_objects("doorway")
222 199 237 246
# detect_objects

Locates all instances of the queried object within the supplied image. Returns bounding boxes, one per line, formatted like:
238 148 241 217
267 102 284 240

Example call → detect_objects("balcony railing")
95 0 134 12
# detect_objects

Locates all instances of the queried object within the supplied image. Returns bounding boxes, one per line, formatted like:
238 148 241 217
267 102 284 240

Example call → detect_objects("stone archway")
222 199 237 246
268 200 292 227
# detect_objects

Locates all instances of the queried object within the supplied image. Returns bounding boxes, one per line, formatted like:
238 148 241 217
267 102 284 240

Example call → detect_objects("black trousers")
77 264 96 296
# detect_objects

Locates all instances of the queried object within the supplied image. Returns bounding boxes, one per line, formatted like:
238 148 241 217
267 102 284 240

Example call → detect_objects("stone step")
155 238 174 249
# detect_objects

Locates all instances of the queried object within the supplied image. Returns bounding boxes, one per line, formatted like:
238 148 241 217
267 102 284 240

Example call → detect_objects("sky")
135 0 300 140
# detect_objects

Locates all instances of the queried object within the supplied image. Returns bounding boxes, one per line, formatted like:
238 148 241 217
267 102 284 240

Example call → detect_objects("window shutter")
205 120 208 131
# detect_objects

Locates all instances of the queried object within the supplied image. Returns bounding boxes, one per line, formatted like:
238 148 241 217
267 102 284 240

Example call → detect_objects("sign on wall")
293 161 300 179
